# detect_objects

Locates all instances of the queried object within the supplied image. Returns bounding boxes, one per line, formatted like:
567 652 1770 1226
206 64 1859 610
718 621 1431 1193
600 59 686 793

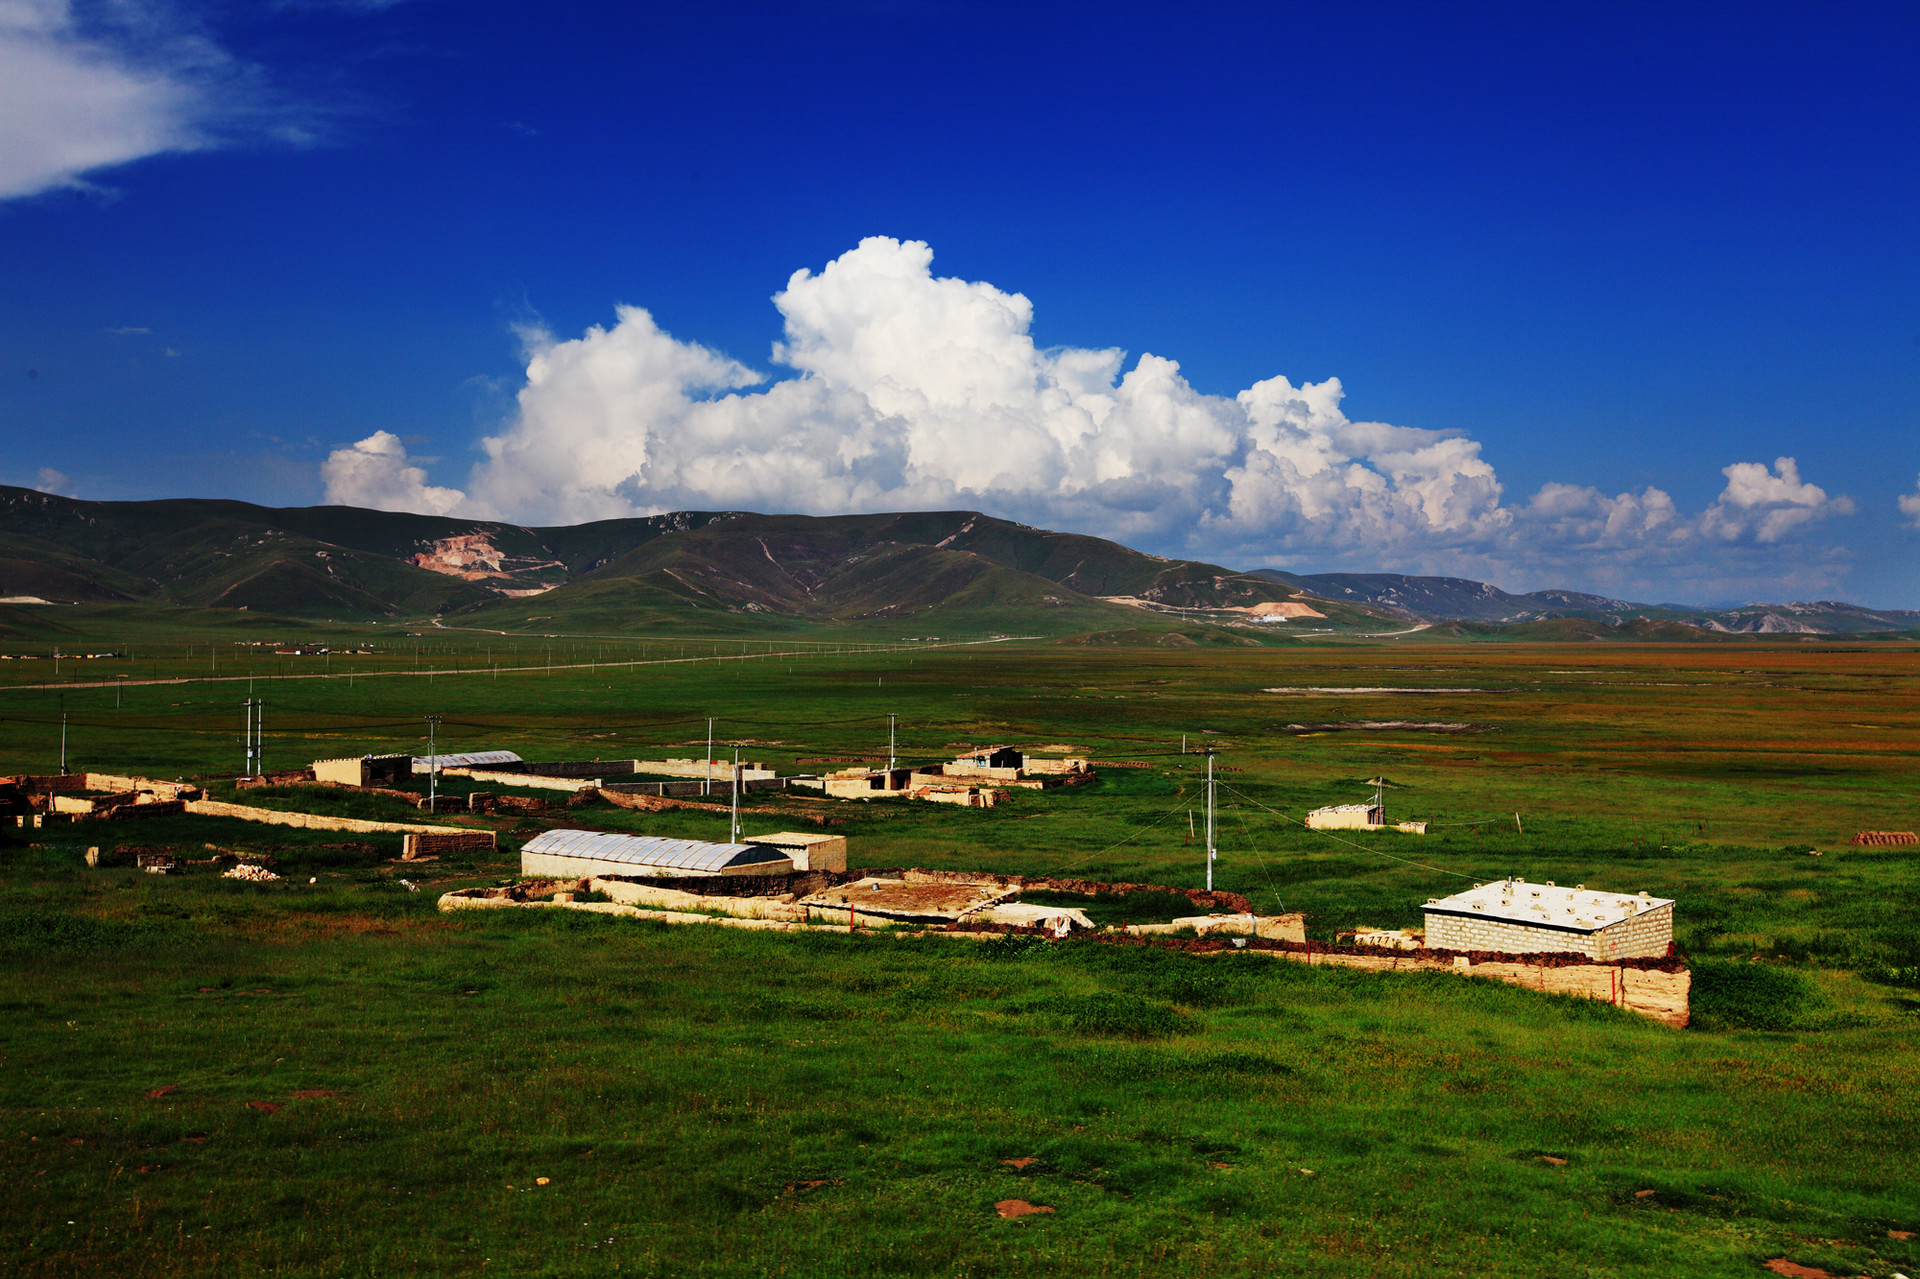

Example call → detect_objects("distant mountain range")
1 486 1913 639
1247 569 1920 635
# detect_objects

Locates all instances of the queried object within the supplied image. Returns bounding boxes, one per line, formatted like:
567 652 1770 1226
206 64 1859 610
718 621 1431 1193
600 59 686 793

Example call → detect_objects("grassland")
2 623 1917 1275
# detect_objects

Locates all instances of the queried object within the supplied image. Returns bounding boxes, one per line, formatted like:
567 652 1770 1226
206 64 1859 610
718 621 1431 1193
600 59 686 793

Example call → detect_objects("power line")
1215 780 1481 881
1040 796 1192 879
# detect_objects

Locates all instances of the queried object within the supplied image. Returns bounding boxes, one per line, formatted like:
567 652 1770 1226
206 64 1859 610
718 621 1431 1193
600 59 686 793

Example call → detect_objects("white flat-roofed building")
1422 878 1675 960
520 828 792 879
1306 802 1383 830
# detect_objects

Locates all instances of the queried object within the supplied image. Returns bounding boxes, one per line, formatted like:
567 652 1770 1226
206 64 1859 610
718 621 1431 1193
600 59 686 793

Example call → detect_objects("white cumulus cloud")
320 236 1857 596
1700 457 1854 544
320 431 463 516
1899 474 1920 528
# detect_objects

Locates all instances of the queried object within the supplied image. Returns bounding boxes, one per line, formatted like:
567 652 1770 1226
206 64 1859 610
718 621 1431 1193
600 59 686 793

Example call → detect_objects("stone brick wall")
402 831 497 859
441 768 600 793
1425 904 1673 961
183 798 479 836
1588 905 1673 961
1426 912 1585 957
1257 947 1689 1026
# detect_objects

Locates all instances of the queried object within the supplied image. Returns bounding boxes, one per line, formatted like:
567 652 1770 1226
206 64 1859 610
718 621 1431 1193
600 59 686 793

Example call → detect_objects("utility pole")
889 714 896 773
426 715 442 813
256 698 265 776
706 717 715 796
243 698 253 776
1205 748 1217 892
730 743 741 844
60 708 68 774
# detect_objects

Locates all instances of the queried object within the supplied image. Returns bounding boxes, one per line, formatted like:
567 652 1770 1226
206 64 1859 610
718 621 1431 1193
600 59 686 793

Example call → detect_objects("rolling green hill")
0 489 1372 637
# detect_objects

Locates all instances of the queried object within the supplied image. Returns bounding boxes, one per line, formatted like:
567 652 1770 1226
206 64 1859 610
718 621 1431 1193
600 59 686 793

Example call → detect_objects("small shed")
1306 802 1384 831
1421 878 1675 960
519 828 791 879
747 830 848 872
313 754 412 787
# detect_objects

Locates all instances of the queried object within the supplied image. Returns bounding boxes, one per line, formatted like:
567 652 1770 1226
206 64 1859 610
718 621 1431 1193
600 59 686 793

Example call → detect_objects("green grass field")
3 623 1917 1275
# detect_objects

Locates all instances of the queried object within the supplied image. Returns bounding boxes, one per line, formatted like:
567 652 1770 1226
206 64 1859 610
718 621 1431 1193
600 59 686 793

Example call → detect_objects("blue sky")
2 0 1916 605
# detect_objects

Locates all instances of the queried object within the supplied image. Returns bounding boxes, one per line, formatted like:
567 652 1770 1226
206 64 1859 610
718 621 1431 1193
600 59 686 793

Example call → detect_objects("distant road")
0 634 1042 693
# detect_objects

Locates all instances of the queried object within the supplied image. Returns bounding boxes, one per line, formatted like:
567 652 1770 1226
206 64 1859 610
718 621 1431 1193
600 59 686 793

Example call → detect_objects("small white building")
1306 802 1384 831
1421 878 1675 960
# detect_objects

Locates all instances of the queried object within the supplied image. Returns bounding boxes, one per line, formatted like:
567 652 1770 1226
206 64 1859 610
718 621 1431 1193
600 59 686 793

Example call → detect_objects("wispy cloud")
321 237 1859 597
0 0 327 201
103 324 151 335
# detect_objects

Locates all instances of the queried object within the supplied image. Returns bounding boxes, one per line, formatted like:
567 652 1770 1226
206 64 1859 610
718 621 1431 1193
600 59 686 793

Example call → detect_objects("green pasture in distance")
3 628 1918 1274
3 633 1918 968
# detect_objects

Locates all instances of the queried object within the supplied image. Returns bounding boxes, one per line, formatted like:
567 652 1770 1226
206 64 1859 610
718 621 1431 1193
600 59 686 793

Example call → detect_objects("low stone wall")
504 760 640 779
442 768 601 792
54 792 137 814
183 798 479 837
1246 945 1689 1027
597 789 731 814
436 891 806 931
1125 913 1306 942
5 774 89 793
103 799 185 820
233 769 318 788
402 830 498 859
589 878 810 921
631 759 778 782
83 774 202 801
600 779 712 799
596 868 856 899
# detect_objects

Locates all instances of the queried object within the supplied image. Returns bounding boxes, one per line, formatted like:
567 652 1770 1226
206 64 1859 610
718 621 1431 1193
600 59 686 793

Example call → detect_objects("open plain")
3 627 1917 1277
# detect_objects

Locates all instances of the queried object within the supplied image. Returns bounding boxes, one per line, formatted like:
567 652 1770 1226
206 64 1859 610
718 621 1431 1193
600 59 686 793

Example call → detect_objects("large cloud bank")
324 237 1858 595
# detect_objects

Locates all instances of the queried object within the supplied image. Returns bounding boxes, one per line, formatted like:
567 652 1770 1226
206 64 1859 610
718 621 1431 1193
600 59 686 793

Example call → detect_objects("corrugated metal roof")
414 750 523 773
521 828 785 873
1424 879 1675 934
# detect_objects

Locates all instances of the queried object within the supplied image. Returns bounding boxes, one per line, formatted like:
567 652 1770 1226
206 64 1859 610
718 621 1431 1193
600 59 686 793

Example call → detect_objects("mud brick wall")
402 831 498 859
500 760 639 778
105 799 185 820
184 798 478 837
7 774 89 793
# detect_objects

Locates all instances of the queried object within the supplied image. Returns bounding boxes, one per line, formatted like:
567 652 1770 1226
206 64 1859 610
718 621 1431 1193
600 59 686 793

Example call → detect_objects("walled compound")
4 773 201 826
802 747 1094 808
431 830 1689 1025
1305 802 1428 835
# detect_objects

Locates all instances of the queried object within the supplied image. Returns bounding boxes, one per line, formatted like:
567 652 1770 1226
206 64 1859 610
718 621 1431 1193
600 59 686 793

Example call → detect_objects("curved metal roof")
414 750 524 773
521 828 785 874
